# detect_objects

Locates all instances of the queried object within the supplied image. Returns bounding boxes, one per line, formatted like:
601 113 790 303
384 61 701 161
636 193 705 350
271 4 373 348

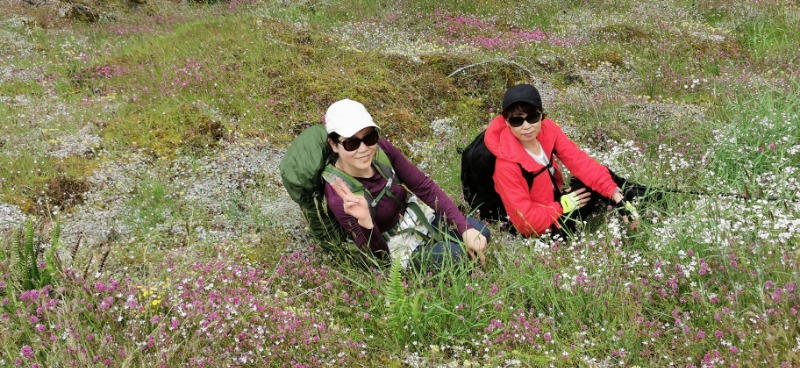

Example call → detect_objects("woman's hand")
616 199 640 230
612 188 640 230
329 177 374 229
562 187 592 212
461 228 487 263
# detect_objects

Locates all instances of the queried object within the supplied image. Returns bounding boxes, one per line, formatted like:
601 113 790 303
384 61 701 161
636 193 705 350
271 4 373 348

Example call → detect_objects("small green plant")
8 218 62 291
384 257 411 342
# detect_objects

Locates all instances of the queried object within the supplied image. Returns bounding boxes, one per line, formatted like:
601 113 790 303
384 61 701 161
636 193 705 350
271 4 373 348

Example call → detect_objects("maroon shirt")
324 139 470 255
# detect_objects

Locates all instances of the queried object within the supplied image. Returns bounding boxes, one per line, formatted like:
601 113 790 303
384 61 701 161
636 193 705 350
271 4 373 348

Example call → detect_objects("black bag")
460 130 550 222
461 131 505 221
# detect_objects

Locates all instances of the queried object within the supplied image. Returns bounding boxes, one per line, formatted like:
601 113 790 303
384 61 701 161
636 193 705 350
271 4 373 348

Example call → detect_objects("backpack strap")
518 149 559 191
372 149 397 181
369 148 404 207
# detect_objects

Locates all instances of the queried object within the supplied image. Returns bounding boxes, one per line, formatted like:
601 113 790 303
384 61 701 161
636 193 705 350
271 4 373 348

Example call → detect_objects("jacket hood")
485 115 551 172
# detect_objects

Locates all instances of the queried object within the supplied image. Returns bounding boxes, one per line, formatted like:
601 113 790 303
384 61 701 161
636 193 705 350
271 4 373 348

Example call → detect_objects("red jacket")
484 115 618 237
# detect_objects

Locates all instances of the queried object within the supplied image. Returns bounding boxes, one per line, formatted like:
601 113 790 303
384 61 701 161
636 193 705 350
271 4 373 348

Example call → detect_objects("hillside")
1 0 799 366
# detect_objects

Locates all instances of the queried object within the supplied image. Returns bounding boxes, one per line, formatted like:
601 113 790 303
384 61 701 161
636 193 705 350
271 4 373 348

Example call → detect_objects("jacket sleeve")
493 160 562 237
324 183 390 256
379 140 472 235
549 124 618 198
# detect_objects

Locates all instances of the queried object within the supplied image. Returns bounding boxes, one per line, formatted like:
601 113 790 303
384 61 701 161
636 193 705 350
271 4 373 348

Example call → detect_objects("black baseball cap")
502 84 542 112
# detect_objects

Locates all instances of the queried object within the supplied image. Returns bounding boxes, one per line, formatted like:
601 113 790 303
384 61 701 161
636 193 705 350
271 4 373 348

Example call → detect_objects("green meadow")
1 0 798 366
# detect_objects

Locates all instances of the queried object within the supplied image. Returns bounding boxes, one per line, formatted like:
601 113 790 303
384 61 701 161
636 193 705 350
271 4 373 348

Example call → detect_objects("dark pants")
554 169 652 237
410 216 490 271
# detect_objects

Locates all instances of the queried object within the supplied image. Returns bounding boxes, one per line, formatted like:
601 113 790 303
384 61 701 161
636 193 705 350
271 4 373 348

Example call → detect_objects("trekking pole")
627 183 792 203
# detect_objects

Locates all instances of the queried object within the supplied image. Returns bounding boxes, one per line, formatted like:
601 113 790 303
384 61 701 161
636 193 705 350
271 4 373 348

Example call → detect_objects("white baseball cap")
324 99 380 138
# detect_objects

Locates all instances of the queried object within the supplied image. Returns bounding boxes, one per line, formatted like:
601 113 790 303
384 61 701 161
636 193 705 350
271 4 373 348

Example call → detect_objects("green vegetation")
1 0 798 366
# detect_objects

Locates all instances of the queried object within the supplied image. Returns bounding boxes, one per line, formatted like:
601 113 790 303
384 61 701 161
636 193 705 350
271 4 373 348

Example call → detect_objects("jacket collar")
485 115 550 172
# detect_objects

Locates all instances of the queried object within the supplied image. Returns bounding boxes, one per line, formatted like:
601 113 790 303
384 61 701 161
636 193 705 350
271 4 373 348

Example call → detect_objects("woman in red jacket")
484 84 641 237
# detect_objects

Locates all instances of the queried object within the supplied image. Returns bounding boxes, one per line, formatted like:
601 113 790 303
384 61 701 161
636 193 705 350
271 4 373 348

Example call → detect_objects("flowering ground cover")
1 0 799 366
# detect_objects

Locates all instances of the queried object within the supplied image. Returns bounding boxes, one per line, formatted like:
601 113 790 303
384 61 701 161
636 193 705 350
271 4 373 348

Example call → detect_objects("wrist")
612 188 624 203
358 217 374 229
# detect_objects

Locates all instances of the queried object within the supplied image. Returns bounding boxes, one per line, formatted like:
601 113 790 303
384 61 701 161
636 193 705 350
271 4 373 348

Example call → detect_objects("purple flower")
94 282 107 292
20 345 34 360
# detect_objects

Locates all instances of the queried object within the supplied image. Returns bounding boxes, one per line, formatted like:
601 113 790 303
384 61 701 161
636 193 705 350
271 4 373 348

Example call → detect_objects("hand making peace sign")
329 177 375 229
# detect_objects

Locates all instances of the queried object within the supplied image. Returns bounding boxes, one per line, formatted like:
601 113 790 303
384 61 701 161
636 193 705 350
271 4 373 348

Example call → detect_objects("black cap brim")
502 84 542 111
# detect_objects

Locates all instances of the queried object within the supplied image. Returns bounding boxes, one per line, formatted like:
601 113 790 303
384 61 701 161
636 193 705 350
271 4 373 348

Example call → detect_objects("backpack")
460 130 554 222
279 124 401 249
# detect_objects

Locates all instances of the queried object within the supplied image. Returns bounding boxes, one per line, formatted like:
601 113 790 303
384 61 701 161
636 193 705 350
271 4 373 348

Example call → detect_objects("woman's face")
330 127 378 176
506 112 542 148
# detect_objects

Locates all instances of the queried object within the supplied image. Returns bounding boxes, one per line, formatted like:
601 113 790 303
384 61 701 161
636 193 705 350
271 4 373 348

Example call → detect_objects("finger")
573 188 587 195
479 241 488 256
472 238 487 263
335 177 354 196
344 197 363 210
476 247 486 263
329 178 348 198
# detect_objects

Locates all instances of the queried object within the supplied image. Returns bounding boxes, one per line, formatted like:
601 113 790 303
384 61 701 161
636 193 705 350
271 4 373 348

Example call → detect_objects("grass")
2 0 800 366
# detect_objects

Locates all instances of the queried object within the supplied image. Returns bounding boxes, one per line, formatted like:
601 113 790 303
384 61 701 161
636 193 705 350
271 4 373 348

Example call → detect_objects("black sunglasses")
507 113 543 128
339 129 379 151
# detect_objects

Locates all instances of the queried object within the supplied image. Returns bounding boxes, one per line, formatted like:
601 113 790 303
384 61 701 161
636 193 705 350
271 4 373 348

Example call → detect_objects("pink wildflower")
20 345 34 360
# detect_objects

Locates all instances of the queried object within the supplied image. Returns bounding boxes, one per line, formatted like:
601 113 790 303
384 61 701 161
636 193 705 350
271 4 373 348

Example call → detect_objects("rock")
0 203 26 232
66 2 100 22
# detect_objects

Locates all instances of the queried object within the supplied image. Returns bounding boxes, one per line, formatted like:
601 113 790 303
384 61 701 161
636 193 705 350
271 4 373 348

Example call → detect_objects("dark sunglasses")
339 129 379 151
507 113 543 128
